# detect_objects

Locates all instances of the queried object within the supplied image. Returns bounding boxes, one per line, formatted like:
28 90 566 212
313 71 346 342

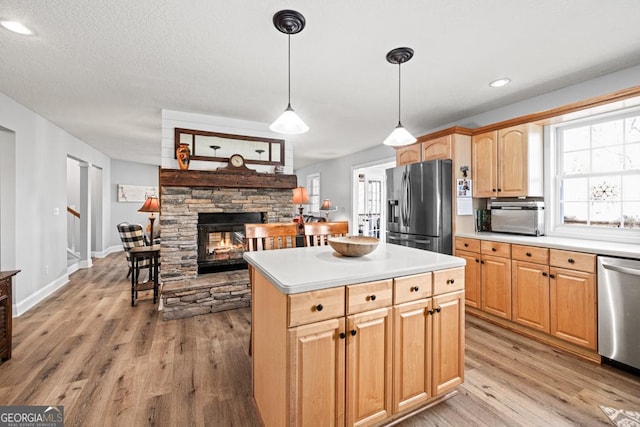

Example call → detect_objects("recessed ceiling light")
489 78 511 88
1 20 33 35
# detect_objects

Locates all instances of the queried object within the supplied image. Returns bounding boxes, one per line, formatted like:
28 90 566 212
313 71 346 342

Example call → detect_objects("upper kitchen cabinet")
396 143 422 166
472 123 543 198
395 127 472 167
422 135 452 161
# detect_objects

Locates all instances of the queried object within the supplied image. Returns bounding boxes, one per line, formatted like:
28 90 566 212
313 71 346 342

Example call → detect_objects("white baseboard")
15 274 69 316
92 245 122 258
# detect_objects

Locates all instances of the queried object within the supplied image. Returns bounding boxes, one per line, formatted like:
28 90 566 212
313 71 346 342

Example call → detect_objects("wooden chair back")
244 223 299 251
303 221 349 247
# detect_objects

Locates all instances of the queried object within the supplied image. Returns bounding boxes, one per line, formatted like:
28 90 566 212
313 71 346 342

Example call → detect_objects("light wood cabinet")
471 123 543 198
512 260 550 333
289 318 346 426
396 144 421 166
480 241 511 319
549 249 597 350
422 135 452 161
253 267 465 427
456 250 481 308
432 290 465 396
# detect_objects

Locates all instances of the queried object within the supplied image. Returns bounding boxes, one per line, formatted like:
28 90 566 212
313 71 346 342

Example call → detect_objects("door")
432 291 465 396
512 260 550 333
346 308 392 427
498 125 528 197
289 318 346 427
472 131 497 197
481 254 512 319
457 250 481 308
393 299 432 413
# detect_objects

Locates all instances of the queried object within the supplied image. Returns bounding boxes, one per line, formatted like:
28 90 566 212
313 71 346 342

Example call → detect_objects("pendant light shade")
384 47 416 147
270 10 308 135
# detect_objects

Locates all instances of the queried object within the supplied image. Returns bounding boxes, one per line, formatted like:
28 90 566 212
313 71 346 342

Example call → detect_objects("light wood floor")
1 253 639 426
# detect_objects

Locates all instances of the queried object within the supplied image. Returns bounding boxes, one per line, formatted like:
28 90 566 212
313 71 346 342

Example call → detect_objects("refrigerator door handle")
400 169 411 227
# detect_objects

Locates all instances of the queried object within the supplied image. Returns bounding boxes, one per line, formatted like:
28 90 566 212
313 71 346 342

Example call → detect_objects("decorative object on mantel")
138 196 160 241
269 10 309 134
176 143 191 170
217 154 257 174
319 198 337 220
383 47 417 147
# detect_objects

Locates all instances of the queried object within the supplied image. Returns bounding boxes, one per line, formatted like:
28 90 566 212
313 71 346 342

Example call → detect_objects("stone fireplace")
158 168 296 319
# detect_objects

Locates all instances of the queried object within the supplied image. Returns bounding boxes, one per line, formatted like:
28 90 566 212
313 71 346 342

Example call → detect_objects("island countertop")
243 242 466 294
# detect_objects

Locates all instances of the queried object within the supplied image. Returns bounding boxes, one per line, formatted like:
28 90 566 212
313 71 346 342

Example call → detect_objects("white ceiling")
2 1 640 168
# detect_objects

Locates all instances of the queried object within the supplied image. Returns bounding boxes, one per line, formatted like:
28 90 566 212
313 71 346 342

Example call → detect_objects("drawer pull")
350 329 357 336
368 294 376 301
568 258 575 264
446 279 455 285
411 286 419 292
526 252 532 257
315 304 323 312
491 247 497 252
435 307 442 313
339 332 346 339
464 243 469 247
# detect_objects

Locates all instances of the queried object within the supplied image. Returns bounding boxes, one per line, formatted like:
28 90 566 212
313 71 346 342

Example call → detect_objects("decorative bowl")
327 236 379 257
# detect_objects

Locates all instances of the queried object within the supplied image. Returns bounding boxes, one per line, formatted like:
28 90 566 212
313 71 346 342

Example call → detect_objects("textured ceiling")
2 1 640 168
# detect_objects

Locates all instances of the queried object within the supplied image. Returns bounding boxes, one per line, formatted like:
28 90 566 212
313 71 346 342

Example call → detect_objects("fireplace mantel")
160 168 297 189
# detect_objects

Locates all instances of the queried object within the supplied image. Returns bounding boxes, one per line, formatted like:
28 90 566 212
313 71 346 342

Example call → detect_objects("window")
551 107 640 241
306 174 320 213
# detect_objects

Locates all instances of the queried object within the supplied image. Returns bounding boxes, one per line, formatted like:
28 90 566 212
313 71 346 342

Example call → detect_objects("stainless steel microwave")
489 201 544 236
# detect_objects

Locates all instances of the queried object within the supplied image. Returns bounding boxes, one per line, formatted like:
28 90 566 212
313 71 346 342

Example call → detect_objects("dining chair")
303 221 349 247
244 222 299 355
116 222 152 280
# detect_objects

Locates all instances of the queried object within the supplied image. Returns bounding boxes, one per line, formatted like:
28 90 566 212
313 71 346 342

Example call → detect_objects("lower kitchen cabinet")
289 317 346 427
550 267 597 350
481 253 511 319
432 290 465 396
456 250 481 308
512 260 550 333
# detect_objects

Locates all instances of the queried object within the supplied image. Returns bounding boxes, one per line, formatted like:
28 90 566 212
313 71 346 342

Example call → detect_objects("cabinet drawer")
288 287 345 327
549 249 596 273
512 245 549 264
433 267 465 295
394 273 432 304
347 279 393 314
481 240 511 258
455 238 480 253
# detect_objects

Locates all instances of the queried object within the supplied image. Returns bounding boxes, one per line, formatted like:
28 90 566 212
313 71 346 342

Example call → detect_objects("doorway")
352 159 395 238
0 127 16 271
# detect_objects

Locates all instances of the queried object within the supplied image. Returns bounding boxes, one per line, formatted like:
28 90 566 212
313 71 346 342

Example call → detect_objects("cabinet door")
497 125 528 197
346 307 393 427
512 260 550 333
481 254 512 319
549 267 597 350
457 250 481 308
471 131 497 197
393 299 432 413
421 135 452 161
396 144 421 166
289 317 346 427
432 291 464 396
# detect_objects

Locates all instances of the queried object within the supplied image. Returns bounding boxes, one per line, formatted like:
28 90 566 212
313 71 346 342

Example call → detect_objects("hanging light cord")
287 33 292 108
397 62 402 126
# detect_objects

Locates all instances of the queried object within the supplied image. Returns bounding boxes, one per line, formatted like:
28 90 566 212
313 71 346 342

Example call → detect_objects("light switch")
53 207 60 216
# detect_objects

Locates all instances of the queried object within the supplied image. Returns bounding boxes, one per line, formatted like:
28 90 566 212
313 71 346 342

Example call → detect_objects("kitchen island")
244 243 466 427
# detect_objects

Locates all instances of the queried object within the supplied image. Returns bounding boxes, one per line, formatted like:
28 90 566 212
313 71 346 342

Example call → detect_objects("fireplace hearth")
197 212 265 274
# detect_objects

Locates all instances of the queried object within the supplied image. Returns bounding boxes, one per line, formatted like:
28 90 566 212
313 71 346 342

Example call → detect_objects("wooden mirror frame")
174 128 285 166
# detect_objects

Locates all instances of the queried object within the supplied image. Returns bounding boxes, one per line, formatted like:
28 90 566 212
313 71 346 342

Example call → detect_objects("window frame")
546 106 640 244
306 173 321 213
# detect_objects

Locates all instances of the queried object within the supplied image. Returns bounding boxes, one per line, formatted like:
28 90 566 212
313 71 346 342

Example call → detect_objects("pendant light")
383 47 416 146
270 10 309 134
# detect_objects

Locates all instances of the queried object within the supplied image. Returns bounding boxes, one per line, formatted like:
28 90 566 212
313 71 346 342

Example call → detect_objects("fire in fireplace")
197 212 265 274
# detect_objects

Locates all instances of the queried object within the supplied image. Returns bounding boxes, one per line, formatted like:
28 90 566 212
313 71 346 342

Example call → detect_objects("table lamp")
319 199 336 220
292 187 309 219
138 196 160 243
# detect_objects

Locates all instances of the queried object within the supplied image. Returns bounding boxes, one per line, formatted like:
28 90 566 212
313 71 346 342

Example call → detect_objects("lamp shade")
292 187 309 205
138 196 160 213
383 124 417 147
320 199 333 210
270 106 309 134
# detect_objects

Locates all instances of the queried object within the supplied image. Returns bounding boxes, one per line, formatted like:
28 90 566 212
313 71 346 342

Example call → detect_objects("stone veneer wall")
160 186 294 283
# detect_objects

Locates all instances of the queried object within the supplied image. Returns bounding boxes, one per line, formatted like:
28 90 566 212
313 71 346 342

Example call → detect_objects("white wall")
161 109 294 174
110 159 159 247
0 91 112 315
296 64 640 228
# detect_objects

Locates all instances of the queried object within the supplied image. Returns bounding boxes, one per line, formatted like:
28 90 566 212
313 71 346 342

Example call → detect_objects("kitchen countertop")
456 232 640 259
243 242 465 294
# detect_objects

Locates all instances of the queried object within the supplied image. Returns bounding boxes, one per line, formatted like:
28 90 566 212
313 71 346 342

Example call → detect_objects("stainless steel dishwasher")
598 256 640 372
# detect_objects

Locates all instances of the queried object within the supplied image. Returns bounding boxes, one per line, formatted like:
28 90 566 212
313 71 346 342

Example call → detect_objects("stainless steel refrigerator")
386 159 452 254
